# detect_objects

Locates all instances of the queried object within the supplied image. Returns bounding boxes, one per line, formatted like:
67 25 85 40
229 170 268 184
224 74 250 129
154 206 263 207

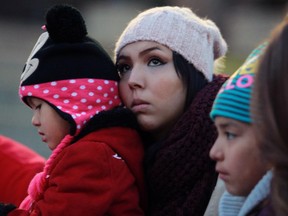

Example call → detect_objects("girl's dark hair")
172 51 208 110
253 17 288 216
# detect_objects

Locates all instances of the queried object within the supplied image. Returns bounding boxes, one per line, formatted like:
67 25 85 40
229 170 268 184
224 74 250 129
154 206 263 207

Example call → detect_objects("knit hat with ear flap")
114 6 227 82
210 43 267 123
19 4 121 136
18 4 122 211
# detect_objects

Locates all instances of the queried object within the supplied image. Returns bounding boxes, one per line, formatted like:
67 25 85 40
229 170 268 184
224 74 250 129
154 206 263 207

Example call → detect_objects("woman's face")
117 41 187 140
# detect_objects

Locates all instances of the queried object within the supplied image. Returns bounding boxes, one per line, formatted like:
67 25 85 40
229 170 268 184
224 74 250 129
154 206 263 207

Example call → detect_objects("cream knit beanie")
114 6 227 81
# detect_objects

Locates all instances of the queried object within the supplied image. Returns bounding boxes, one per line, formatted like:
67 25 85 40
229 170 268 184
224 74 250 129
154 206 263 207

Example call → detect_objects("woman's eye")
225 132 236 140
148 58 163 66
117 64 130 77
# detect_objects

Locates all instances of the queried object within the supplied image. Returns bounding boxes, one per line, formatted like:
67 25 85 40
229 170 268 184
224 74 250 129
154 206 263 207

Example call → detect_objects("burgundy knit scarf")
145 74 228 216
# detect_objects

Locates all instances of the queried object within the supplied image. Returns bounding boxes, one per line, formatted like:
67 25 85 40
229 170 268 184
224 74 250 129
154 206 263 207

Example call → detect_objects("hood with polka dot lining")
19 4 121 136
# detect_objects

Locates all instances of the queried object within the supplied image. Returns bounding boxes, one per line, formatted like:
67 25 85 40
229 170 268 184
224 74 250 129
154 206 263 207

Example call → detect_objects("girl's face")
27 97 70 150
209 117 269 196
117 41 186 140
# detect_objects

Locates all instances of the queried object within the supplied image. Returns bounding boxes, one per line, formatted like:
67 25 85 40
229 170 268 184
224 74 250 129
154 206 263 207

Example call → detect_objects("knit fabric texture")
114 6 227 82
219 171 272 216
210 43 267 123
145 74 228 216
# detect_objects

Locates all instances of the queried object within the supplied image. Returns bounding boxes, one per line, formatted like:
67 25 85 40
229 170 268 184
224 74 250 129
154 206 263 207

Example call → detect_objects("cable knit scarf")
219 171 272 216
145 74 228 216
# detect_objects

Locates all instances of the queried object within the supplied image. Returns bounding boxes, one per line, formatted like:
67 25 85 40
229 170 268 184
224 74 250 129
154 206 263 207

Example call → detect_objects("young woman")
210 44 272 216
253 17 288 216
114 6 228 215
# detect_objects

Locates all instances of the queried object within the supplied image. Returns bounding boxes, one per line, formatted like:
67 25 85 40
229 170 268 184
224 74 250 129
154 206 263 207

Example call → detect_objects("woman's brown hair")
253 16 288 216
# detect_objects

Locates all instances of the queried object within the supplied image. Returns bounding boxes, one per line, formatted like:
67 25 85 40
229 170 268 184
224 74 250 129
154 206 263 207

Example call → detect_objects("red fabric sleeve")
0 135 45 206
24 140 143 216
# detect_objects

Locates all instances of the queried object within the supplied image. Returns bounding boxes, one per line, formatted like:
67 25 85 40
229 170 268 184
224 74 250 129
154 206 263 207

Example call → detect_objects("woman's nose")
127 66 145 89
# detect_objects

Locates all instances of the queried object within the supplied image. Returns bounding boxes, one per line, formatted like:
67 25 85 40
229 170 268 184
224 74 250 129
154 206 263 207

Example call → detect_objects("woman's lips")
131 99 149 113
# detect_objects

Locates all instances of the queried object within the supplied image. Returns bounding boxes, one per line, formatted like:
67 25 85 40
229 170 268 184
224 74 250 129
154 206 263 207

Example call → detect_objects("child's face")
27 97 70 150
209 117 269 196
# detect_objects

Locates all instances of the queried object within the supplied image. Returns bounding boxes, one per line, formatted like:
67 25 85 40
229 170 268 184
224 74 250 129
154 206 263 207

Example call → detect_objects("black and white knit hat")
19 4 121 135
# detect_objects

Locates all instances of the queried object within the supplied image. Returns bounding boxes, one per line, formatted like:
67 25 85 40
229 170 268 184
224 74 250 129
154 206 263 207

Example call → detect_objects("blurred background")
1 0 287 158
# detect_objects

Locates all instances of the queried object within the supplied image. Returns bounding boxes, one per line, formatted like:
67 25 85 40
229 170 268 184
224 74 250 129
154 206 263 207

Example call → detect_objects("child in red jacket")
2 4 146 216
0 135 45 206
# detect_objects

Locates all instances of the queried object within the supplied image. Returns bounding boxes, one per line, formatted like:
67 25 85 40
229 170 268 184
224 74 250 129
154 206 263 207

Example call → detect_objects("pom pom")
45 4 87 43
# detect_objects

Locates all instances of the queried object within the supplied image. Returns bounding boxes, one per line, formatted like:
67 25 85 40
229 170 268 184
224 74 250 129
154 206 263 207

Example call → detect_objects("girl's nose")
31 112 40 127
209 138 224 161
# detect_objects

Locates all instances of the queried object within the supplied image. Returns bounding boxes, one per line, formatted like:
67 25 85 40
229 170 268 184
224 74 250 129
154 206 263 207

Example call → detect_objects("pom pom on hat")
114 6 227 82
19 4 121 135
210 43 267 123
45 4 87 43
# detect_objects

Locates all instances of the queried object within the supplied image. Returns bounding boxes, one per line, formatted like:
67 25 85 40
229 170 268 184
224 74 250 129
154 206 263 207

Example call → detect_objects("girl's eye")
225 132 236 140
117 63 130 78
148 58 164 66
35 104 42 110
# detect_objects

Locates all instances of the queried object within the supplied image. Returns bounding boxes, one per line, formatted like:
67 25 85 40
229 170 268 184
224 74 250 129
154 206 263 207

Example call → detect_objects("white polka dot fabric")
19 78 121 133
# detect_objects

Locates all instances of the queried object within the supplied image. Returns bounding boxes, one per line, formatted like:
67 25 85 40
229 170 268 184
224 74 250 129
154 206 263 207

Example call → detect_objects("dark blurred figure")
253 15 288 216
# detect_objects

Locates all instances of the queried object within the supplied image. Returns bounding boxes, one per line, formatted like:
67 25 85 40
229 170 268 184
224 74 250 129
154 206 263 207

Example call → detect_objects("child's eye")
148 58 164 66
35 104 42 110
117 63 130 78
225 132 236 140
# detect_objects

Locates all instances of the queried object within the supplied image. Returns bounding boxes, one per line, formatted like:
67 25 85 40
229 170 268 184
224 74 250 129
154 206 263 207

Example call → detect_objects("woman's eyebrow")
117 46 162 62
138 46 161 57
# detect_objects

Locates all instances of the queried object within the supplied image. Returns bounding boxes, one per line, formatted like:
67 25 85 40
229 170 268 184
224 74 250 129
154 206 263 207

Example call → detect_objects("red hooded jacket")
9 126 146 216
